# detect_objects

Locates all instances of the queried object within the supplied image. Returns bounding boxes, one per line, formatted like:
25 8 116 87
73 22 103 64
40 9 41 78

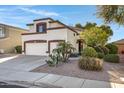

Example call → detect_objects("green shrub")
97 52 104 59
46 48 62 67
94 46 109 55
46 41 75 66
15 46 22 53
46 55 61 67
94 46 103 53
82 47 97 57
106 43 118 54
78 57 103 71
103 54 120 63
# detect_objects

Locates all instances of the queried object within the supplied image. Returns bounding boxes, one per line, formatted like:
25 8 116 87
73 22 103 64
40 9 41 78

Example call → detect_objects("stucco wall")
34 20 51 31
22 28 68 51
28 20 65 33
28 19 52 33
49 22 64 28
67 29 78 53
0 27 26 53
28 25 35 32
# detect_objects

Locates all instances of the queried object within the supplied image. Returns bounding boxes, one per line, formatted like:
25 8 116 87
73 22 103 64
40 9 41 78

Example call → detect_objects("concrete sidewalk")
0 69 123 88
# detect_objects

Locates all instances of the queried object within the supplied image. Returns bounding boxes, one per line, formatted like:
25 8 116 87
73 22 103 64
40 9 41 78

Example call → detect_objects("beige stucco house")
22 18 83 56
0 23 27 53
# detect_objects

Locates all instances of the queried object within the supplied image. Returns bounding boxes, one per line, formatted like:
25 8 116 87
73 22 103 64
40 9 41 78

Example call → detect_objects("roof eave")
33 17 54 21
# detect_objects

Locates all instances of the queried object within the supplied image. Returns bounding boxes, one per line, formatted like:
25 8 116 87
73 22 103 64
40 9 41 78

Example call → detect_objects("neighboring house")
113 39 124 54
22 18 84 56
0 23 27 53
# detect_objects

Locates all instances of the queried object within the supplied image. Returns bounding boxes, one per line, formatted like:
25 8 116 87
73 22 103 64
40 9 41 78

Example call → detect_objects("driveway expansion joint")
52 75 63 84
33 74 49 85
80 79 86 88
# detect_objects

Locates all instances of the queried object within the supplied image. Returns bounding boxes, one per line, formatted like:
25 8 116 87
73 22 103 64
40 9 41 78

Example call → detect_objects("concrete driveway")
0 54 47 71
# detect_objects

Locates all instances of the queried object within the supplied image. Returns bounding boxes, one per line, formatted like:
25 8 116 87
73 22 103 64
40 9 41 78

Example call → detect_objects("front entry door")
78 41 83 55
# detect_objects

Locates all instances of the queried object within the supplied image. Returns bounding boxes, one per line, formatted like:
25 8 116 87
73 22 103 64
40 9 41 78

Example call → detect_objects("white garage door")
26 43 47 56
50 42 59 54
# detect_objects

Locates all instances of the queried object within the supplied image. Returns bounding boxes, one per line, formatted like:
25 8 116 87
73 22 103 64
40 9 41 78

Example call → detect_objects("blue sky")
0 5 123 42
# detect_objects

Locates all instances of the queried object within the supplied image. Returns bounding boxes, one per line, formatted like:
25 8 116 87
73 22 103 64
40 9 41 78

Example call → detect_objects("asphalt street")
0 82 26 88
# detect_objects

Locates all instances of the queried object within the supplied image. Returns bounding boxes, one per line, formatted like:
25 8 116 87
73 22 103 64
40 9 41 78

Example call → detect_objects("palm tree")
97 5 124 25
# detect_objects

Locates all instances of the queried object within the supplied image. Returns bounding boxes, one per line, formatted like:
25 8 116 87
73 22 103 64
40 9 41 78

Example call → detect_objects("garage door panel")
26 43 47 56
50 42 59 54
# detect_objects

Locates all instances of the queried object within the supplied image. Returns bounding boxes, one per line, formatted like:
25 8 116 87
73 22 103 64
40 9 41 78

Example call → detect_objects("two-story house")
0 23 27 53
22 18 83 56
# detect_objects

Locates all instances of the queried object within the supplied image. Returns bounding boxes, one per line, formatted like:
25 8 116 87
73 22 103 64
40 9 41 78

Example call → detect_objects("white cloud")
0 9 7 11
20 8 59 16
0 20 24 28
0 6 67 28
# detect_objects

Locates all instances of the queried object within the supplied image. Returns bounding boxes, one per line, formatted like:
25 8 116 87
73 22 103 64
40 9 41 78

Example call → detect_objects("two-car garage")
24 40 64 56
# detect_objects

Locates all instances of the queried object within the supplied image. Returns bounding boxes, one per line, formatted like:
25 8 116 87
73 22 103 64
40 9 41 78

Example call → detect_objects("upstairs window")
0 28 5 38
36 23 46 33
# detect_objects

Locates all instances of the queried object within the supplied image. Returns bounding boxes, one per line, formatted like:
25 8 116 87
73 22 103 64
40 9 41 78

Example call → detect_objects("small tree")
100 25 113 37
80 27 109 47
83 22 97 29
75 23 83 29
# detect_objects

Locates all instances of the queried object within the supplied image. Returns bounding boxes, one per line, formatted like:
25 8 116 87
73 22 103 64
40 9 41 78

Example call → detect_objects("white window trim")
0 28 5 38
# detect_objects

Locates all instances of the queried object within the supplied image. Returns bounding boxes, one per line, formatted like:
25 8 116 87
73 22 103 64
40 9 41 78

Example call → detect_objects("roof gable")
33 18 54 22
49 20 79 34
26 17 79 34
113 39 124 44
0 23 28 31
